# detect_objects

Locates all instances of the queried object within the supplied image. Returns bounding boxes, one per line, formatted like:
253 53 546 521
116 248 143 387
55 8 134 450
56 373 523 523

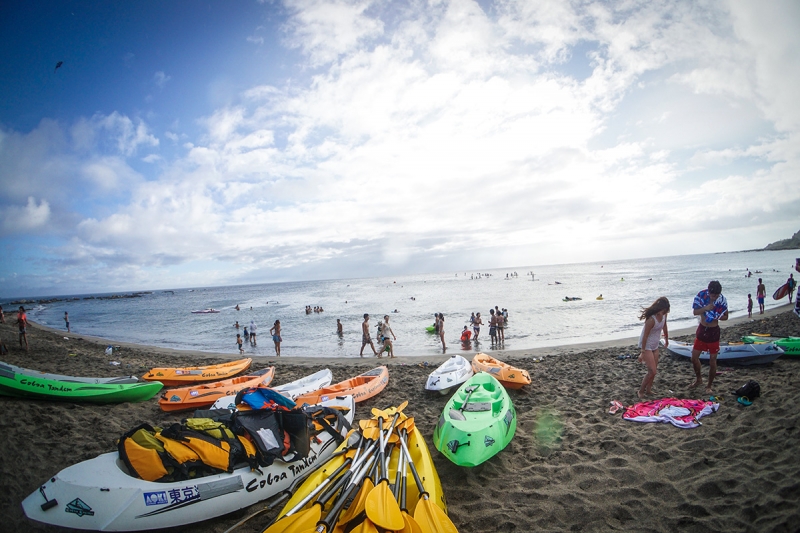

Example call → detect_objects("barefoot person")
690 281 728 393
382 315 397 358
636 297 670 398
17 306 29 352
438 313 446 351
269 320 282 356
756 278 766 314
359 314 377 357
472 312 483 341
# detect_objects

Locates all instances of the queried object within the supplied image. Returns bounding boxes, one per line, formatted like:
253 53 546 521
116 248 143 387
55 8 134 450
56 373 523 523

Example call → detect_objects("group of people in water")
305 305 324 314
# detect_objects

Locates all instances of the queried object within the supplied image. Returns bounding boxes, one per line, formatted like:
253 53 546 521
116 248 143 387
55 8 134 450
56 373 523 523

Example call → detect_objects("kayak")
432 373 517 467
158 367 275 412
471 353 531 389
425 355 474 395
774 337 800 356
191 308 219 314
277 408 447 519
425 325 436 333
662 339 783 365
142 358 252 386
210 368 334 410
0 367 162 404
294 366 389 406
0 361 138 384
22 396 355 531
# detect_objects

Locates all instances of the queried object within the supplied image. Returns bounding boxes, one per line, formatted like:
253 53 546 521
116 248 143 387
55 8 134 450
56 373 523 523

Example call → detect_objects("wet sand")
1 306 799 532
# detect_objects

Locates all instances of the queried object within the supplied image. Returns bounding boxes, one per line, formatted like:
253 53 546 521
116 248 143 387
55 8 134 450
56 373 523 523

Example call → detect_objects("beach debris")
109 361 120 366
105 345 113 355
63 337 69 340
608 400 624 414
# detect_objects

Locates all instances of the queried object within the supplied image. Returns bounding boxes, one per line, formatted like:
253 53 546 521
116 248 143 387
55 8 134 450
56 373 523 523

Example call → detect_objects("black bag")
733 380 761 400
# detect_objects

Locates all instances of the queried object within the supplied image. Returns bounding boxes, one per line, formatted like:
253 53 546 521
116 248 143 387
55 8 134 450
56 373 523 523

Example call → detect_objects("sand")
1 307 799 533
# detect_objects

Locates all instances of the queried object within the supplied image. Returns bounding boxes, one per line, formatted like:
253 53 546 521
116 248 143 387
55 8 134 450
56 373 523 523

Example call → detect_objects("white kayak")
0 361 139 384
662 339 783 366
22 396 354 531
210 368 333 410
425 355 474 395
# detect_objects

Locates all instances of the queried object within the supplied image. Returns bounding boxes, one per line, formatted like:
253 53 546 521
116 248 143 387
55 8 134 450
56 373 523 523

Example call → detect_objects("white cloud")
153 71 171 89
2 196 50 233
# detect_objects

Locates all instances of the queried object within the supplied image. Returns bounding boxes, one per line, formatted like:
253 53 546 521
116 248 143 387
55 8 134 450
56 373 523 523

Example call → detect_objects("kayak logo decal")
170 395 181 402
65 498 94 517
483 435 495 447
503 409 515 435
143 491 168 506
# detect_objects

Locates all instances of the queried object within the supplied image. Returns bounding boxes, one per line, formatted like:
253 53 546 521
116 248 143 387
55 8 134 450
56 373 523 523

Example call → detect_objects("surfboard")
750 332 771 337
773 283 790 300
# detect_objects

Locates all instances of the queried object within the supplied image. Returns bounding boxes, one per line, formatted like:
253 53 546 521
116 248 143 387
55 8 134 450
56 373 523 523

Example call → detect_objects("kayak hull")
21 396 355 531
472 353 530 389
775 337 800 356
433 373 516 467
158 367 275 412
425 355 474 395
0 361 138 384
294 366 388 405
663 339 783 365
142 358 252 386
0 366 162 403
210 368 333 409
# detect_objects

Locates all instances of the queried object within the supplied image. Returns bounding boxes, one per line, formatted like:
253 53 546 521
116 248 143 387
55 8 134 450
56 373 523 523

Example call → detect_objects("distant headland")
763 229 800 251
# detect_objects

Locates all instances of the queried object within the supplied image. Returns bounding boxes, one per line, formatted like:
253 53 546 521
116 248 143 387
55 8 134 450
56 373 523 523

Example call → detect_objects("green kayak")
0 367 163 403
743 336 800 356
432 372 516 467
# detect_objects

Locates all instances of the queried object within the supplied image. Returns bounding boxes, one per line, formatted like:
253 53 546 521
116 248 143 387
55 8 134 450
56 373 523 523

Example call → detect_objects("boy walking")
360 314 377 357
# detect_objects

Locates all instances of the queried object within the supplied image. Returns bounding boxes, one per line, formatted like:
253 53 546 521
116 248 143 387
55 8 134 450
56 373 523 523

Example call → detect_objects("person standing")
64 311 70 332
360 314 377 357
472 312 483 341
787 273 797 304
336 319 343 335
17 306 29 352
756 278 766 314
488 309 498 345
249 321 257 345
747 294 753 318
382 315 397 358
236 333 244 354
438 313 446 351
689 281 728 393
0 304 4 323
269 320 282 356
636 297 670 399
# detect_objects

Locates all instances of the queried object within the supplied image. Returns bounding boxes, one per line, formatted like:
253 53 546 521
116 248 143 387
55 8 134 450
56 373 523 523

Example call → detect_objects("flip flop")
737 396 753 406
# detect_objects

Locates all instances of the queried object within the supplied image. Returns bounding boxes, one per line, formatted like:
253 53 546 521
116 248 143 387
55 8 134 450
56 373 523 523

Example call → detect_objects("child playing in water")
236 334 244 354
747 294 753 318
637 297 670 399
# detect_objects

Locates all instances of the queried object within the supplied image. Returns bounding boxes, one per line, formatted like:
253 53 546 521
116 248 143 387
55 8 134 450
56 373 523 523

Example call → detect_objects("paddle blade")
349 517 379 533
338 477 373 524
400 512 424 533
414 498 458 533
264 506 321 533
364 481 404 531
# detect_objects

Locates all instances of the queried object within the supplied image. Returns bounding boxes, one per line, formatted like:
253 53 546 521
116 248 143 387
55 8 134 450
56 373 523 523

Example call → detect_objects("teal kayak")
432 372 516 467
0 367 163 403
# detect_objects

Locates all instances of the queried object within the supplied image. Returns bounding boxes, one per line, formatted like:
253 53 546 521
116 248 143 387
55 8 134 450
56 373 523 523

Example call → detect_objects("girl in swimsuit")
637 297 670 399
269 320 282 356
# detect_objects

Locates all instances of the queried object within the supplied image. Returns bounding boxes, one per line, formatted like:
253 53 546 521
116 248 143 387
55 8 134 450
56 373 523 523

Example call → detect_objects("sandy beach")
2 307 799 533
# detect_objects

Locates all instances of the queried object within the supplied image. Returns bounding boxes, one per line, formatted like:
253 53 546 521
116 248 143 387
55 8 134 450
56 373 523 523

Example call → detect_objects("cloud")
153 71 171 89
1 196 50 233
2 0 800 295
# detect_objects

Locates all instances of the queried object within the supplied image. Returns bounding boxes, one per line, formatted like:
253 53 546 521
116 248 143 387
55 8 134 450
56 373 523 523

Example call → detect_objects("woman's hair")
639 297 670 320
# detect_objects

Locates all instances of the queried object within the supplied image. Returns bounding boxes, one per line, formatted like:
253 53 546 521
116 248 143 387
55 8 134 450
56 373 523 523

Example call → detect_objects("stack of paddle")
262 401 458 533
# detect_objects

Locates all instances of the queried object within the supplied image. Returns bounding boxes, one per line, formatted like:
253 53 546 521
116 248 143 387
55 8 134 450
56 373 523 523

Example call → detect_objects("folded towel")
693 289 728 322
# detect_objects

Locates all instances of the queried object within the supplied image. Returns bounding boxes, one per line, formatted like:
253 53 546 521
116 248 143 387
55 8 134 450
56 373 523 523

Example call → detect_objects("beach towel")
621 398 718 429
693 289 728 323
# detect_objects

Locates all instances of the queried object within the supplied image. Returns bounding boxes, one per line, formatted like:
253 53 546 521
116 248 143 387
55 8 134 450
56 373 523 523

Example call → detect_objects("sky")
1 0 799 298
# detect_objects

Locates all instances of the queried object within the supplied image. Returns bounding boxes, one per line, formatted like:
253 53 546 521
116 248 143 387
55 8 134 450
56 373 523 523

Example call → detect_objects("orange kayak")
294 366 388 405
158 367 275 412
471 353 530 389
142 358 252 386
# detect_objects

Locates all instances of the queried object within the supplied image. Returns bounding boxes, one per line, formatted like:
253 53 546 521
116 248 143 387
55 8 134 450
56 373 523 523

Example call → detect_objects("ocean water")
22 250 798 358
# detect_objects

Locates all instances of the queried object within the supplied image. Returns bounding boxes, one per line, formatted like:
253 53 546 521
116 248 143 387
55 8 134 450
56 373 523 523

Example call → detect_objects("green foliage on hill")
764 229 800 250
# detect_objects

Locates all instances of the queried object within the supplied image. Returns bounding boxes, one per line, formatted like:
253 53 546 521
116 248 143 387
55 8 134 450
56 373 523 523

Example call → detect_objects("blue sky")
2 0 799 298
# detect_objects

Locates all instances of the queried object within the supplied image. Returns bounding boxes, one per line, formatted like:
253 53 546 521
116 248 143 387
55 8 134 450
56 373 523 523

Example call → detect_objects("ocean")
20 249 798 358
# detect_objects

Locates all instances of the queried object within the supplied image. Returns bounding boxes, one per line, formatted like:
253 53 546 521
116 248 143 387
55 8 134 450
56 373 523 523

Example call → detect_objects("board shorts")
362 333 372 346
757 297 765 304
694 324 720 354
19 328 26 336
489 326 497 336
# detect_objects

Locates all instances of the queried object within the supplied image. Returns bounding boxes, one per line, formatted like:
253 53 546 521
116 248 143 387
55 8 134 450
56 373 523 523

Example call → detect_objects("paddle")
399 427 459 533
398 445 423 533
222 431 360 533
449 385 477 422
362 407 405 531
264 438 377 533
